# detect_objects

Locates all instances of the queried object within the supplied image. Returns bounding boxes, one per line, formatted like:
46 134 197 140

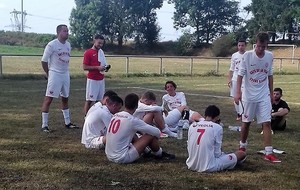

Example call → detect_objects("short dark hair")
94 34 105 40
256 32 269 43
238 39 246 44
274 87 283 95
165 81 177 90
125 93 139 110
107 95 123 106
103 90 117 98
204 105 220 119
56 24 67 34
141 91 156 101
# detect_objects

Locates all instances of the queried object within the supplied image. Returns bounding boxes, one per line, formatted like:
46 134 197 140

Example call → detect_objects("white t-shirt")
186 119 223 172
41 39 71 74
133 101 163 119
105 111 160 162
238 50 273 102
98 49 107 67
229 51 244 81
81 105 112 146
161 92 187 111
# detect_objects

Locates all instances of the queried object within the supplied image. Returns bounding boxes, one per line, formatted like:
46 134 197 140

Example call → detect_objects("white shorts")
111 144 140 164
86 78 105 101
207 153 237 172
242 99 272 124
164 109 182 128
46 70 70 98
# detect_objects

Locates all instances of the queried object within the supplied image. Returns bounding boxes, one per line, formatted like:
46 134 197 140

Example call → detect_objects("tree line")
70 0 300 49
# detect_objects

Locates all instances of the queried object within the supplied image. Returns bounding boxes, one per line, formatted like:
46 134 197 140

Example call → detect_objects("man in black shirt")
271 88 290 131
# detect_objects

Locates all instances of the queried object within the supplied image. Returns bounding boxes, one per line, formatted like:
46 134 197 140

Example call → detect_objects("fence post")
215 58 219 74
125 56 129 77
159 57 163 75
298 59 300 72
0 55 2 78
189 58 193 76
279 59 283 74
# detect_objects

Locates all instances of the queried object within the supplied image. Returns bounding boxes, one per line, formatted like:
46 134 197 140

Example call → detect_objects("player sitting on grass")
133 91 177 138
162 80 203 131
186 105 246 172
105 93 175 164
81 94 123 149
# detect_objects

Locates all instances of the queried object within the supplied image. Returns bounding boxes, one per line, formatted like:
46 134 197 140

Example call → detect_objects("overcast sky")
0 0 251 41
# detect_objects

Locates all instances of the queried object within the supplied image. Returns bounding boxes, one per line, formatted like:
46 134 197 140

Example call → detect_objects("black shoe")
65 123 79 129
155 151 175 160
41 126 51 133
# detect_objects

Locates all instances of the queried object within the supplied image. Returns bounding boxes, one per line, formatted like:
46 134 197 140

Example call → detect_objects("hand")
234 92 241 104
227 81 232 88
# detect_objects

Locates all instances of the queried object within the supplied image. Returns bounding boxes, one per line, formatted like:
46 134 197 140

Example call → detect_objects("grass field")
0 75 300 190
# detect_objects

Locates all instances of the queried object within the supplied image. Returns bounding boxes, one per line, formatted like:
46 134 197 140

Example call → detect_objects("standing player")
83 34 108 115
186 105 246 172
41 24 77 132
105 93 175 164
235 32 281 163
228 39 246 121
162 81 203 130
81 95 123 149
133 91 177 137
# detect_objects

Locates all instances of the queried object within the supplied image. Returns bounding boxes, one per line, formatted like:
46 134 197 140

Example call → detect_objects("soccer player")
105 93 175 164
228 39 246 121
133 91 177 137
235 32 281 163
186 105 246 172
83 34 108 115
81 95 123 149
41 24 77 132
162 81 203 130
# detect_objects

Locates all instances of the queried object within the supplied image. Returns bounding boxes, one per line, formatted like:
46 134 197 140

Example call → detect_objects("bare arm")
228 71 233 87
268 75 274 104
272 108 289 117
42 61 49 77
234 75 243 104
82 64 105 72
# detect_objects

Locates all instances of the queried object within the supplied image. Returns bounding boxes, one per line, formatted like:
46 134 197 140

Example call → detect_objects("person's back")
186 119 223 172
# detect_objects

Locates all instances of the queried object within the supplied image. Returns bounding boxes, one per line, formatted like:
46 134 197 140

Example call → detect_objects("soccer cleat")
41 126 51 133
65 123 79 129
155 151 175 160
239 147 246 152
264 154 281 163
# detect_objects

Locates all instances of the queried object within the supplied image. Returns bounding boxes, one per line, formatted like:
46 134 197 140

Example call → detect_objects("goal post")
252 44 297 64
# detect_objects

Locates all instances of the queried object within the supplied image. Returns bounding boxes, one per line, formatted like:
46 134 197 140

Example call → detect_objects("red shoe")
264 154 281 163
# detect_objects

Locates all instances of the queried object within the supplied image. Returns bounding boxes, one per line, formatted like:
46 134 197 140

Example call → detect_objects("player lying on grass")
133 91 177 138
162 80 203 131
81 94 123 149
186 105 246 172
105 93 175 164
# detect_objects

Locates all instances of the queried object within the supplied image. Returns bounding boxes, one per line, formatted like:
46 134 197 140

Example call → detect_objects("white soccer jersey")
238 50 273 102
133 101 163 119
105 111 160 162
161 92 187 111
186 119 223 172
41 39 71 74
86 102 103 117
229 51 244 81
98 49 107 67
81 105 112 147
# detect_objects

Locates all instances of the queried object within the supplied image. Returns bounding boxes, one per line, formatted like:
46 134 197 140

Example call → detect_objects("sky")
0 0 251 41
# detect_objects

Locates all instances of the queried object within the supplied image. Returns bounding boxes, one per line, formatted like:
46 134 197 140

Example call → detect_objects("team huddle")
40 25 289 173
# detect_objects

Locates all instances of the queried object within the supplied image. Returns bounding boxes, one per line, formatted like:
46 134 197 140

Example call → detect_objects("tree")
170 0 241 45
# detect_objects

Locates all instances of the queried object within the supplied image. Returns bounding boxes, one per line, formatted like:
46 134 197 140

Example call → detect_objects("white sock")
42 112 49 128
265 146 273 155
239 141 248 148
89 136 105 149
162 126 177 137
62 109 71 125
152 147 162 156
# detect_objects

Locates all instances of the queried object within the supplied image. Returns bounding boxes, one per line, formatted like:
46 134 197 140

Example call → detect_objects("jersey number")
196 129 205 145
108 119 120 134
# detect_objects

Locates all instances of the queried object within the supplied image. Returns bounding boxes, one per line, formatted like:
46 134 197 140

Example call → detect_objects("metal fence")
0 54 299 77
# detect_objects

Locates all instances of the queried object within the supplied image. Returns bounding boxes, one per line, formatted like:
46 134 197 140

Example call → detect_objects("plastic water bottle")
177 120 184 140
228 125 241 132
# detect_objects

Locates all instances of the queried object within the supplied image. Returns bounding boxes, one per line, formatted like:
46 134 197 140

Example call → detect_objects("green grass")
0 75 300 189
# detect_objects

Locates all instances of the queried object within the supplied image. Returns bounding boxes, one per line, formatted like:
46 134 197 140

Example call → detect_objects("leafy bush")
212 34 236 57
176 31 195 56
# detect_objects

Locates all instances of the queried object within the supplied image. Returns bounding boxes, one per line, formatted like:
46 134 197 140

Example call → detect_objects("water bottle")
177 120 183 140
228 125 241 132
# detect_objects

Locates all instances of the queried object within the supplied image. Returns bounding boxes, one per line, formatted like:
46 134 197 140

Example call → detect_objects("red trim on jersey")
83 48 104 80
